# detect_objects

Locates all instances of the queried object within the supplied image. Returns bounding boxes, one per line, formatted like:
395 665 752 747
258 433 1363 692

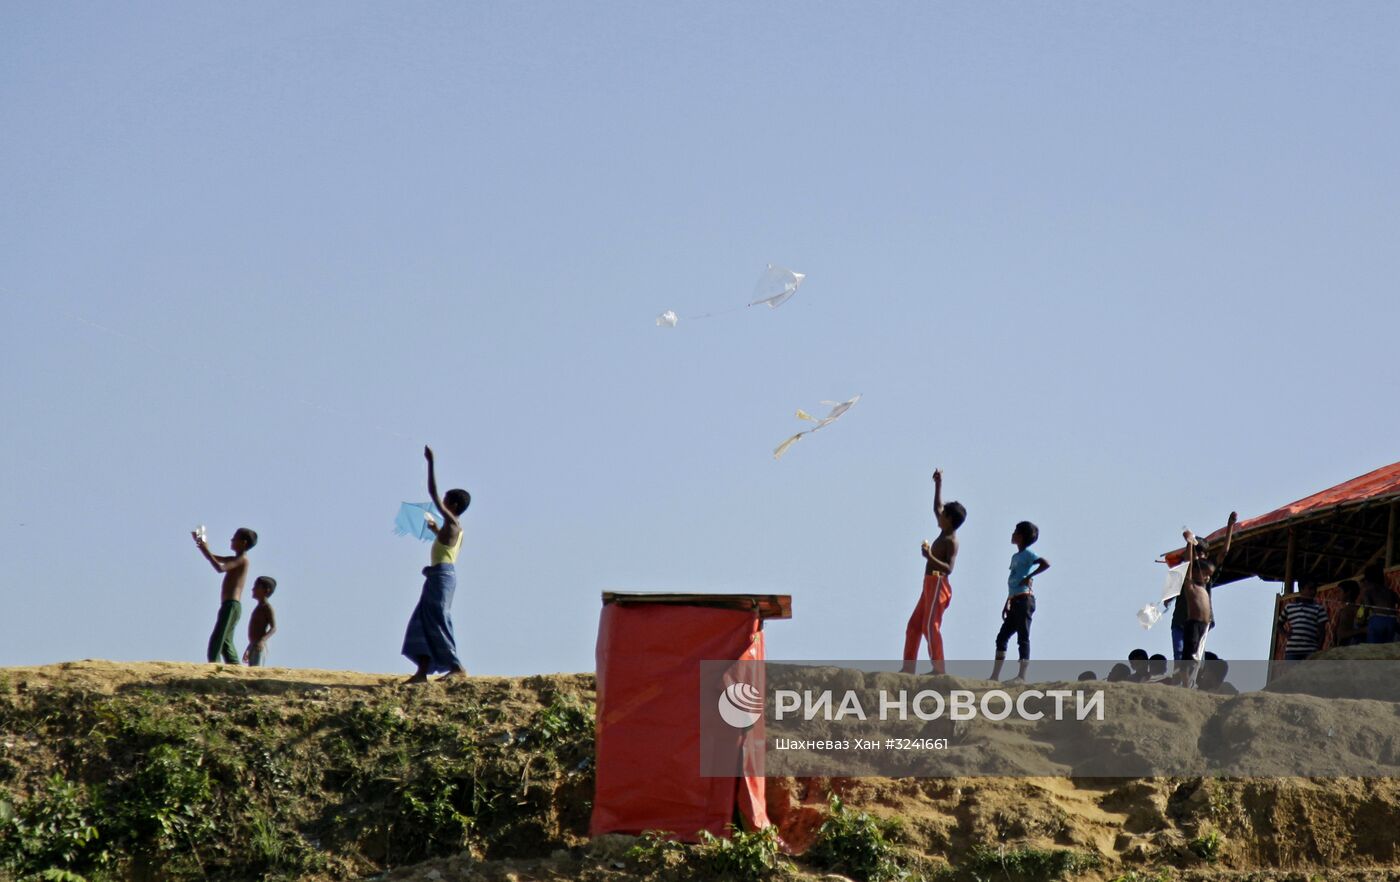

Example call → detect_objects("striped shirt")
1282 599 1329 654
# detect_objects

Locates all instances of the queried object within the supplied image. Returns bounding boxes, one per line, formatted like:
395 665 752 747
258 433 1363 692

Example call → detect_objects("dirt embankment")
1 659 1398 882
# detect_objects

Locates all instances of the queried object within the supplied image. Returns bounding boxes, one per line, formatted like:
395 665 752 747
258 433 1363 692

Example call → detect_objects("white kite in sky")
749 264 805 309
657 264 805 328
773 394 861 460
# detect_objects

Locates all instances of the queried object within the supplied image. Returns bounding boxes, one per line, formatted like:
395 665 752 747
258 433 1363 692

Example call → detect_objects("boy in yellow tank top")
402 446 471 683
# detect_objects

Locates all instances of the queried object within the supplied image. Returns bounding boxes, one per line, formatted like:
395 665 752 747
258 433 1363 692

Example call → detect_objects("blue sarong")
402 564 463 674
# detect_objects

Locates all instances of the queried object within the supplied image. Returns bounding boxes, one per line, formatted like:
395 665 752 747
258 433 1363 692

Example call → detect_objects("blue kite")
393 502 438 542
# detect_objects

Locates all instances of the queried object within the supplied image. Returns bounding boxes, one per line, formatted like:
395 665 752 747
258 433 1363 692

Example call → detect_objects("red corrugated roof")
1165 461 1400 564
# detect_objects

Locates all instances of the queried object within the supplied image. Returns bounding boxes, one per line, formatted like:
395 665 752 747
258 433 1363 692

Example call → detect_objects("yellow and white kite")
773 395 861 460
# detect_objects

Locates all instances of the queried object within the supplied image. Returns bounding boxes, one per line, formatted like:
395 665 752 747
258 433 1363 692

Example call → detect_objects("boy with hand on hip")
991 520 1049 683
243 577 278 667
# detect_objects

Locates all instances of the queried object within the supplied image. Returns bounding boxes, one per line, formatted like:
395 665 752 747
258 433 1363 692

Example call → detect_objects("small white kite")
773 395 861 460
657 264 805 328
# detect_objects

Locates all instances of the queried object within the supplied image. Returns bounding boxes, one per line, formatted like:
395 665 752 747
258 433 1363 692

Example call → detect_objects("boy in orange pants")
903 469 965 673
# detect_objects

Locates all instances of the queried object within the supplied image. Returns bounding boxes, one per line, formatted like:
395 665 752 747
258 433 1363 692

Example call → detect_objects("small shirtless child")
902 469 966 674
192 527 257 664
243 577 278 667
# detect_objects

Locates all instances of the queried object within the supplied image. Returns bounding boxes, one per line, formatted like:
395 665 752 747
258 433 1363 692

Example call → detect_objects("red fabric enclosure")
591 595 781 841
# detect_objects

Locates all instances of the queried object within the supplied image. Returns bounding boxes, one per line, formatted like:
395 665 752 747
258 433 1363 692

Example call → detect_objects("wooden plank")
601 591 793 620
1388 502 1398 568
1283 528 1296 593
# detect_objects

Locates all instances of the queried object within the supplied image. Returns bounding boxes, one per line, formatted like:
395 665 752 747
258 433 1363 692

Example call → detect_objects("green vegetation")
697 825 791 882
0 677 596 880
1188 828 1224 862
0 776 105 877
627 826 791 882
808 795 908 882
959 844 1101 881
1109 871 1174 882
626 829 690 874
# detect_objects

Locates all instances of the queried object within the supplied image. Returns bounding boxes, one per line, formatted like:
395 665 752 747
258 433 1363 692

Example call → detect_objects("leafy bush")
697 824 789 882
107 742 213 857
0 777 107 877
627 829 689 873
962 844 1100 881
343 700 407 745
1189 828 1224 862
809 795 906 881
243 807 327 877
399 756 473 858
528 695 593 747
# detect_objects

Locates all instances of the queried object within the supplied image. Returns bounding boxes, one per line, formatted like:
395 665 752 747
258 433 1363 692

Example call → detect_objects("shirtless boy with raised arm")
192 527 257 664
902 469 966 674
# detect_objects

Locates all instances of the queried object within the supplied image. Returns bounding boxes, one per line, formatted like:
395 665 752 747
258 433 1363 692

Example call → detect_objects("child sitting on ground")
243 577 278 667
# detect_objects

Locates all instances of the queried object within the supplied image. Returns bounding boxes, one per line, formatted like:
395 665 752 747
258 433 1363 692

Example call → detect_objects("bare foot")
438 668 467 681
406 673 429 684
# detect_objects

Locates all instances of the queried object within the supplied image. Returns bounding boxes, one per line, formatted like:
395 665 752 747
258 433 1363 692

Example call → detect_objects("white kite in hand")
773 395 861 460
657 264 805 328
1137 561 1190 629
1161 561 1190 604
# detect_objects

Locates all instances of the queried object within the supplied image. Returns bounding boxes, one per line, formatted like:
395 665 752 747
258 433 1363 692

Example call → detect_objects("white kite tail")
773 432 807 460
1137 603 1163 630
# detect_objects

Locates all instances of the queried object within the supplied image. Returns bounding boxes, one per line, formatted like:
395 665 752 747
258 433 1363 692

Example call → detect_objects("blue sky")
3 2 1398 675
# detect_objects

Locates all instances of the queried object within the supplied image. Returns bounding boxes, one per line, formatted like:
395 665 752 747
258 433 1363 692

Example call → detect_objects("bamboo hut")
1163 461 1400 658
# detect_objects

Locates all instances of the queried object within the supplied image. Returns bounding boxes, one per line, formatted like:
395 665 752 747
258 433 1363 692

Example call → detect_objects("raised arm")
193 532 233 573
1182 528 1203 564
932 469 944 519
1215 511 1239 565
425 445 460 530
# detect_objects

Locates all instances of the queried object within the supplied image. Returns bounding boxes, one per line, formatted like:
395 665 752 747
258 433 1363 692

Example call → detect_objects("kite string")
686 303 750 321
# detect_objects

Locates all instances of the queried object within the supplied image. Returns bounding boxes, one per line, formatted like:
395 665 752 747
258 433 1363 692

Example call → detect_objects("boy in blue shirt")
991 521 1049 682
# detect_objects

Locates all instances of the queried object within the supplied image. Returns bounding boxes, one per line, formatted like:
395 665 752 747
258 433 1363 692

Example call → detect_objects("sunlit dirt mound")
1 660 1398 881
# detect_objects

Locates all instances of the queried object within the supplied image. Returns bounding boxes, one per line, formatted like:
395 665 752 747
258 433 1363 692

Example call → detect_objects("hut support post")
1388 502 1397 568
1284 527 1296 593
